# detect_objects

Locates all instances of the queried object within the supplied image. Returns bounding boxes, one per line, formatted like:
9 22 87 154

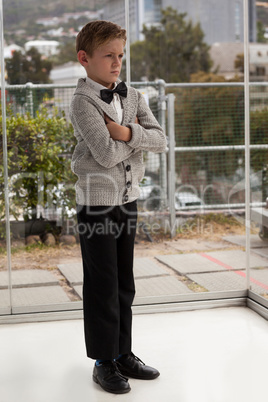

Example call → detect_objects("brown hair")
76 20 127 56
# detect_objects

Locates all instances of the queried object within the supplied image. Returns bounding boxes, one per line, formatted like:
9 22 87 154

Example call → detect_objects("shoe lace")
103 361 129 382
130 352 145 366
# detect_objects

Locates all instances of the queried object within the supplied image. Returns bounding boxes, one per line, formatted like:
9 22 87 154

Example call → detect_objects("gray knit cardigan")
70 78 167 206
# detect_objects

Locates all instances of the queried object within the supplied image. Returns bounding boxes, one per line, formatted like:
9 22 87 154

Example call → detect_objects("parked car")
139 176 157 201
138 176 162 210
175 191 204 210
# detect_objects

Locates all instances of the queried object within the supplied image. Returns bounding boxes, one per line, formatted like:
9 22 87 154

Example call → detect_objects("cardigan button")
124 195 129 202
126 181 131 188
126 165 131 172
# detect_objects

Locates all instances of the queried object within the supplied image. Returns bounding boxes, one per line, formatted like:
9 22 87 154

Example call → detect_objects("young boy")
70 20 167 394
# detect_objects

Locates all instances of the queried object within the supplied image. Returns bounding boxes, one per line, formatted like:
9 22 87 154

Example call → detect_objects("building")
49 62 85 118
164 0 256 44
104 0 256 44
209 42 244 80
61 11 102 23
209 42 268 111
3 44 24 59
210 42 268 82
249 43 268 81
50 62 85 85
37 10 103 27
36 17 60 26
104 0 162 43
25 40 60 57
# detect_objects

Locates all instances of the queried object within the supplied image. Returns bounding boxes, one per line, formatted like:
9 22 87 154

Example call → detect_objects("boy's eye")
105 54 124 58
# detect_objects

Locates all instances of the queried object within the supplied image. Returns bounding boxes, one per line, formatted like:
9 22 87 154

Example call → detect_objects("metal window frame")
0 291 248 324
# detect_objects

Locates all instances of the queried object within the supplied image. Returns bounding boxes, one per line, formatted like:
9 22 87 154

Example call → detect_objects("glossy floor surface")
1 307 268 402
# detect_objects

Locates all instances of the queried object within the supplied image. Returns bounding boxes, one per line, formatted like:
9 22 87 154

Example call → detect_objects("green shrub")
0 108 76 222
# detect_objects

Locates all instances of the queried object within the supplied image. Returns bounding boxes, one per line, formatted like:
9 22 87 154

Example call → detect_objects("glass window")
1 0 267 314
250 83 268 303
235 2 241 41
0 108 10 315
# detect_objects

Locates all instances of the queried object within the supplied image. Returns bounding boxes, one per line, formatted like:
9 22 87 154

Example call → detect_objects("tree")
5 48 53 113
250 108 268 173
257 20 267 43
174 71 244 147
5 47 52 85
52 40 77 66
170 72 245 204
130 7 212 82
234 53 244 74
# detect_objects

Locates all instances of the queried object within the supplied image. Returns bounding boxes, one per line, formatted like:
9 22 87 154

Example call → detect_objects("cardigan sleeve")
70 95 135 169
126 90 167 153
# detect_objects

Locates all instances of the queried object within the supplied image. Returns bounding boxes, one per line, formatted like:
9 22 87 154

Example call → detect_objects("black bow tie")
100 81 128 104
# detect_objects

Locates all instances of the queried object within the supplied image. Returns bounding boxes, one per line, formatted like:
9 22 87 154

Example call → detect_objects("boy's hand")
104 114 114 125
104 114 137 142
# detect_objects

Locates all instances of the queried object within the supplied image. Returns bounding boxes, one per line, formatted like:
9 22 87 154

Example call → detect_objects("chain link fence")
1 80 268 237
167 82 268 211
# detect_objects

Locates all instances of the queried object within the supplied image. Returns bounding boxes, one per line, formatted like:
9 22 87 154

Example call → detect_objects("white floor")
1 307 268 402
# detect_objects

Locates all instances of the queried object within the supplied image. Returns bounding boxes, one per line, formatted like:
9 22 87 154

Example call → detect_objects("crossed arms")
104 114 139 142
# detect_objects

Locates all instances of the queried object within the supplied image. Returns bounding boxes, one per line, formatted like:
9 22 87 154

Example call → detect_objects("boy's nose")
113 56 121 65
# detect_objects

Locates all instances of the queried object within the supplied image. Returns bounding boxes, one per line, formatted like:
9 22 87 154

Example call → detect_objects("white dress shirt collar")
85 76 123 124
86 76 117 97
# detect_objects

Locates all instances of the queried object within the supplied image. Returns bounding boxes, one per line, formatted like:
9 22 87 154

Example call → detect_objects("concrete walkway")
1 235 268 308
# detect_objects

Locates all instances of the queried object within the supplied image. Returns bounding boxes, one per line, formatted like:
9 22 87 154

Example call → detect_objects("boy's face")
77 38 124 89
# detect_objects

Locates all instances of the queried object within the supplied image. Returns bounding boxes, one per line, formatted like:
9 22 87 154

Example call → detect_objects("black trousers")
76 201 137 360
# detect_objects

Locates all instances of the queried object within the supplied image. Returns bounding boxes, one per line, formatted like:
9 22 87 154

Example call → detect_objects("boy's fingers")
104 113 113 124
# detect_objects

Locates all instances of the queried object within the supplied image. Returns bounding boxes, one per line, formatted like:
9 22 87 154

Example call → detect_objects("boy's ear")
77 50 90 66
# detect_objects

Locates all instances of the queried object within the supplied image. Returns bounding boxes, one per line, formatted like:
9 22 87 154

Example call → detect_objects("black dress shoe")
116 352 160 380
93 361 131 394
